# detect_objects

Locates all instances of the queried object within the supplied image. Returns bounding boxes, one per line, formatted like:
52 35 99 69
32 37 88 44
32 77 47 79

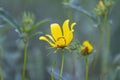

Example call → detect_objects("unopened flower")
39 19 76 48
94 0 106 16
97 0 105 9
81 41 93 55
22 12 34 25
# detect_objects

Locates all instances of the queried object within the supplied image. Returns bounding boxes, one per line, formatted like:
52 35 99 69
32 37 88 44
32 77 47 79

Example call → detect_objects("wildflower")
81 41 93 55
22 12 34 25
94 0 106 16
39 19 76 48
20 12 35 33
97 0 105 9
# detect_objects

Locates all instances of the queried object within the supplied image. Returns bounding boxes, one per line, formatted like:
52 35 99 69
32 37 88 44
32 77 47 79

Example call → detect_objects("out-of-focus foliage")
0 0 120 80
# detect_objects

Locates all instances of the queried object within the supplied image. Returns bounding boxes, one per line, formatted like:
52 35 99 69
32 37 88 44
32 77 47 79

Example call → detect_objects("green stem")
0 67 4 80
22 40 28 80
51 72 54 80
101 11 110 74
51 61 56 80
90 12 109 80
59 50 65 80
72 54 76 80
85 56 89 80
90 27 104 80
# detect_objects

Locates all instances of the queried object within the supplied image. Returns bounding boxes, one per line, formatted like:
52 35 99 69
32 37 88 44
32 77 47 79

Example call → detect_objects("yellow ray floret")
39 19 76 48
81 41 93 55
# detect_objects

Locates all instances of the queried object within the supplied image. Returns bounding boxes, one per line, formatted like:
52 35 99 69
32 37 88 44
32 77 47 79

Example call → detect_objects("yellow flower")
81 41 93 55
39 19 76 48
97 0 105 9
94 0 106 16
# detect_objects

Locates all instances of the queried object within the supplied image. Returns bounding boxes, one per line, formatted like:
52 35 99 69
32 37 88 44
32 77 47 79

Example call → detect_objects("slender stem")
0 67 4 80
51 72 54 80
72 54 76 80
85 56 89 80
59 50 65 80
51 61 56 80
90 12 108 80
90 28 104 80
101 11 110 74
22 40 28 80
106 21 110 58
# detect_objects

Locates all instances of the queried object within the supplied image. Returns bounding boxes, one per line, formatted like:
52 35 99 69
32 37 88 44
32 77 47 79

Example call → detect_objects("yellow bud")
97 0 105 9
81 41 93 55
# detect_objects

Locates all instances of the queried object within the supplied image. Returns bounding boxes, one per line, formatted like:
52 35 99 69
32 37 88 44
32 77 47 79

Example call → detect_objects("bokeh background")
0 0 120 80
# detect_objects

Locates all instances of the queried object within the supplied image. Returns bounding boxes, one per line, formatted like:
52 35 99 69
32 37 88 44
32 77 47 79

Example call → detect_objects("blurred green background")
0 0 120 80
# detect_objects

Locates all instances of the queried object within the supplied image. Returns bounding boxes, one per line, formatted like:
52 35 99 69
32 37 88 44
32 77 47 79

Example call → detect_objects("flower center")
81 46 89 55
55 37 66 48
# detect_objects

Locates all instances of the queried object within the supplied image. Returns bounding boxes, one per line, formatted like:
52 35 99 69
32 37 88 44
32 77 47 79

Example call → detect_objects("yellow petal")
62 19 70 38
62 20 76 46
45 34 55 42
39 36 56 47
83 41 93 53
70 22 76 32
51 23 62 41
65 31 73 46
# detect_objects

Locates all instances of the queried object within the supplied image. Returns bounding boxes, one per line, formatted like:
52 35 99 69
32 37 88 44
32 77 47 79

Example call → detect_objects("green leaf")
29 19 49 33
52 61 56 71
0 8 20 32
0 24 11 36
29 31 43 38
63 3 97 22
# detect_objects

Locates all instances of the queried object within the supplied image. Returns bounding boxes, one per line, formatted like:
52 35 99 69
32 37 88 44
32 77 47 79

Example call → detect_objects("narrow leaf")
47 68 66 80
29 19 49 33
29 31 43 38
63 3 97 22
52 61 56 70
0 8 20 32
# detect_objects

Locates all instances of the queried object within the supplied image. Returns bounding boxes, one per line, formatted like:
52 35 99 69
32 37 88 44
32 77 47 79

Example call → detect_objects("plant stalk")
22 40 28 80
0 67 4 80
59 50 65 80
51 72 54 80
90 27 104 80
90 12 109 80
101 11 110 74
85 56 89 80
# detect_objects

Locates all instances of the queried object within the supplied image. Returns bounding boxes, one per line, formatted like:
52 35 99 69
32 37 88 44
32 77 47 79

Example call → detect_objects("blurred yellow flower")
81 41 93 55
39 19 76 48
97 0 105 9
